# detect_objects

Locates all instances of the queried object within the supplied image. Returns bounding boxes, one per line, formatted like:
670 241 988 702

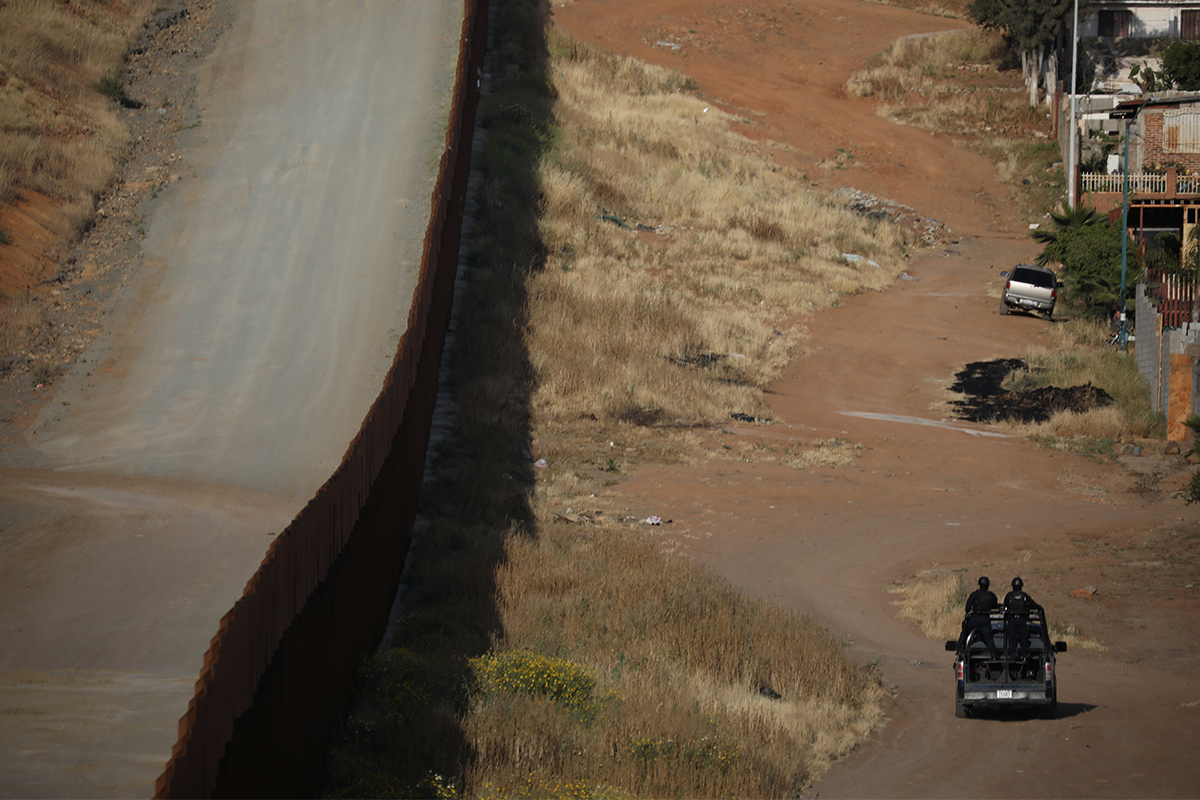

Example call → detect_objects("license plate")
996 689 1013 699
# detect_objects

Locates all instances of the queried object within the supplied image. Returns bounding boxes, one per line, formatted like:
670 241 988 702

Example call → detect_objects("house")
1078 94 1200 440
1079 1 1200 40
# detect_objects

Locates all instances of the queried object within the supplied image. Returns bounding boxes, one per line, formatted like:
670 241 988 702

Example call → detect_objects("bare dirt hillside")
555 0 1200 796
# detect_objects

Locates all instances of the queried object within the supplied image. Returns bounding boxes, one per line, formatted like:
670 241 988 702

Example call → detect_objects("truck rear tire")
1040 687 1058 719
955 697 969 718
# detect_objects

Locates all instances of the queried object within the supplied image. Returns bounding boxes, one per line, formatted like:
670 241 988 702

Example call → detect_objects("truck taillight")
1051 288 1056 300
1045 662 1053 680
1005 280 1012 291
956 661 964 681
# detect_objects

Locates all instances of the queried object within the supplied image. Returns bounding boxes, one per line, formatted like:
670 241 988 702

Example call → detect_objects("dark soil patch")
950 359 1115 424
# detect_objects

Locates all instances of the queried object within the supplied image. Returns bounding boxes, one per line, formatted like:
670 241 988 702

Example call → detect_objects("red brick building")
1081 94 1200 247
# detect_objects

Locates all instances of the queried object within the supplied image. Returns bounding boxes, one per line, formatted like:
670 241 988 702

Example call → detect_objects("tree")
1031 201 1105 266
1162 39 1200 91
1052 221 1141 316
970 0 1085 107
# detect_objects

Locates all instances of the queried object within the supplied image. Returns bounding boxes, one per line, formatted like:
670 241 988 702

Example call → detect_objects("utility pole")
1068 0 1080 208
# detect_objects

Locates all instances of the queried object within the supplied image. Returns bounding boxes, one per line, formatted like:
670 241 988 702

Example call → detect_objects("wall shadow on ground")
314 1 558 795
155 2 490 797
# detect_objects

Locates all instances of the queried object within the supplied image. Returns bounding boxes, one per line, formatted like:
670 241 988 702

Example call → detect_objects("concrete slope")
0 1 464 796
21 0 462 502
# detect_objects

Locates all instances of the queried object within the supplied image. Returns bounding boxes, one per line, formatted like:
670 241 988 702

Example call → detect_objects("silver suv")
1000 263 1058 319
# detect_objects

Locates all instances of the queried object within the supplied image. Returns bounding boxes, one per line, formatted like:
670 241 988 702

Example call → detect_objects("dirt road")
0 2 462 796
556 0 1200 796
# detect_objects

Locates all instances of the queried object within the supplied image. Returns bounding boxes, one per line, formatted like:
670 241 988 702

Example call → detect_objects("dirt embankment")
556 1 1200 796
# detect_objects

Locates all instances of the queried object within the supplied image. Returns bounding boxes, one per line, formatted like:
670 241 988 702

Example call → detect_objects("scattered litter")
635 222 655 232
731 412 757 423
599 213 632 230
35 384 44 389
842 253 864 263
533 458 548 469
703 107 709 113
758 685 783 700
1029 223 1040 230
654 39 682 50
900 271 921 281
645 515 662 525
867 259 881 268
730 352 746 358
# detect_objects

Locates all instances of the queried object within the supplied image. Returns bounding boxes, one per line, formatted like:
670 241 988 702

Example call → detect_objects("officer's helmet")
978 576 990 589
1012 576 1024 591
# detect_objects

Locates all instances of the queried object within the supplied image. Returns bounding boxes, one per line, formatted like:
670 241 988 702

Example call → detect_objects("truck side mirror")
1000 270 1009 277
1055 641 1068 653
945 640 958 652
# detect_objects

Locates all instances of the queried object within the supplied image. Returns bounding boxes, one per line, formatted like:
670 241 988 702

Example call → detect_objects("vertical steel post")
1120 116 1131 347
1068 0 1080 208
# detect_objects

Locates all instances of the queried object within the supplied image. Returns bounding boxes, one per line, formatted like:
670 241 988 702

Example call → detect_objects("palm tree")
1031 202 1104 266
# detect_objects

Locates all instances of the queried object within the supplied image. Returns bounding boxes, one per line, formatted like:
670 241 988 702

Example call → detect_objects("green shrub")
471 650 615 721
94 70 127 105
1184 471 1200 504
1163 39 1200 90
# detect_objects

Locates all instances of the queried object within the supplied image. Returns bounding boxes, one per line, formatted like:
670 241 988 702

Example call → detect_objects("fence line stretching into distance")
154 2 487 795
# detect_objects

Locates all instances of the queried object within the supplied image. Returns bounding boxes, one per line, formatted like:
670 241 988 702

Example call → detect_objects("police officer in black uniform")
957 576 999 661
1003 576 1046 663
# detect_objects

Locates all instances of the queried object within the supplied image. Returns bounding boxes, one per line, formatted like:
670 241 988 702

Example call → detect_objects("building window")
1099 9 1133 37
1183 10 1200 41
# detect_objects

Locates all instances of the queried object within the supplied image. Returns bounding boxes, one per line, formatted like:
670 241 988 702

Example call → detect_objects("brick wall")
1141 110 1200 174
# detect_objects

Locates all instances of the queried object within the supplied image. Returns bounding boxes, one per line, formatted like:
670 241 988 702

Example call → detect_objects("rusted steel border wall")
155 1 486 795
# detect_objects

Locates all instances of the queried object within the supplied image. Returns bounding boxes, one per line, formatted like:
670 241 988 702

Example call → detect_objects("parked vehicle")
945 607 1067 718
1000 263 1058 319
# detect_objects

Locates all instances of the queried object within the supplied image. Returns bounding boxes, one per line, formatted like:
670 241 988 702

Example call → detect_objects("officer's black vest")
969 591 994 616
1007 592 1030 615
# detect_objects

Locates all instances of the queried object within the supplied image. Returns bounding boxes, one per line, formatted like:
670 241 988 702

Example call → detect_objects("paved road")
0 1 463 796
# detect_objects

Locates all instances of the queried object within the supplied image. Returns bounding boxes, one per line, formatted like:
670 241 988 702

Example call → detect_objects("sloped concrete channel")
0 2 468 796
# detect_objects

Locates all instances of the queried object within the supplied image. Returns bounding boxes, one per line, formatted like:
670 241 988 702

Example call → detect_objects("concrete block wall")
1135 280 1200 438
1136 281 1165 411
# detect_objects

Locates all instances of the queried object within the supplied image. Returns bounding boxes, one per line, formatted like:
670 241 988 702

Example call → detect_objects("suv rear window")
1011 266 1054 288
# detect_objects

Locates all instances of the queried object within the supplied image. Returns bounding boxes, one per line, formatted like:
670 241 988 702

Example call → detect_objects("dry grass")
996 318 1163 442
324 5 906 796
0 292 46 356
845 28 1041 137
459 524 883 798
859 0 970 17
847 28 1065 220
891 566 1108 651
530 31 912 428
890 567 970 641
0 0 156 235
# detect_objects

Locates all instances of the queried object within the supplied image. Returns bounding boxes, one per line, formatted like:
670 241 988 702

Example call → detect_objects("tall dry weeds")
996 318 1162 441
0 292 46 357
324 7 906 797
847 27 1064 220
461 523 882 798
530 30 911 427
0 0 156 239
890 568 970 640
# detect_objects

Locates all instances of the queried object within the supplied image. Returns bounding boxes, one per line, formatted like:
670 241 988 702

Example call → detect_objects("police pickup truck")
945 607 1067 718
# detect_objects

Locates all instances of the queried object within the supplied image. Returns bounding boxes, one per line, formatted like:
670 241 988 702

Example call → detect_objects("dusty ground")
556 0 1200 796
